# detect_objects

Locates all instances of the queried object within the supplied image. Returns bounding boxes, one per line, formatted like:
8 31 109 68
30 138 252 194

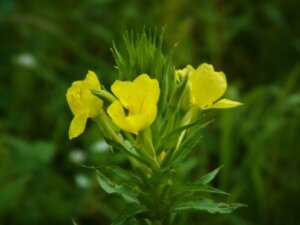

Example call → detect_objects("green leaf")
162 119 214 167
137 128 157 163
96 170 139 203
166 121 210 166
172 198 246 214
104 137 152 168
106 167 144 186
158 118 203 150
104 167 147 193
172 183 229 200
111 41 128 80
199 166 223 185
112 203 147 225
169 74 189 110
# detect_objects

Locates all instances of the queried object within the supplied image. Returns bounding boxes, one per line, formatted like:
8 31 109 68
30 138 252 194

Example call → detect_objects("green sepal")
169 74 190 110
137 128 160 169
92 89 117 103
112 203 148 225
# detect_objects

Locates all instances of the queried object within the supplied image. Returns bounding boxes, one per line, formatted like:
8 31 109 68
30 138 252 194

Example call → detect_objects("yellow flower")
188 63 242 109
107 74 160 134
66 71 103 139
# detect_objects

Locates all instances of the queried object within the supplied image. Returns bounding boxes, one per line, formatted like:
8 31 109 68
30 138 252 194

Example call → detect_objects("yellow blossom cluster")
66 63 242 139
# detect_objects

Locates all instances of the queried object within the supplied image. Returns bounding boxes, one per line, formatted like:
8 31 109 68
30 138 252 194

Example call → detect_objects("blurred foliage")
0 0 299 225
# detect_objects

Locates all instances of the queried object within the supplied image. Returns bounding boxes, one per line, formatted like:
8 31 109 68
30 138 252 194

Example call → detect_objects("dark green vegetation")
1 0 299 224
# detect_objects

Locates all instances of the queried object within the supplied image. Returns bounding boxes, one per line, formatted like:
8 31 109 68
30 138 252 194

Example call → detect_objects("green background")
1 0 300 224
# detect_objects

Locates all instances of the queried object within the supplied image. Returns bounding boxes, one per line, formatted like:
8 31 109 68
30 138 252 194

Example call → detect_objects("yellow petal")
111 74 159 114
85 70 101 89
66 85 85 115
133 74 160 113
107 101 137 134
209 98 243 109
109 74 160 134
69 113 88 139
126 110 157 133
66 71 103 118
111 80 135 109
189 63 227 109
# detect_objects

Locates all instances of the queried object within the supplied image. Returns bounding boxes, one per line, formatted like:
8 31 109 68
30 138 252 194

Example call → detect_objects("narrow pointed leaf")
158 118 203 150
200 166 223 184
171 183 229 200
96 170 139 203
162 120 214 167
112 203 148 225
104 166 147 192
104 138 152 167
172 198 246 214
